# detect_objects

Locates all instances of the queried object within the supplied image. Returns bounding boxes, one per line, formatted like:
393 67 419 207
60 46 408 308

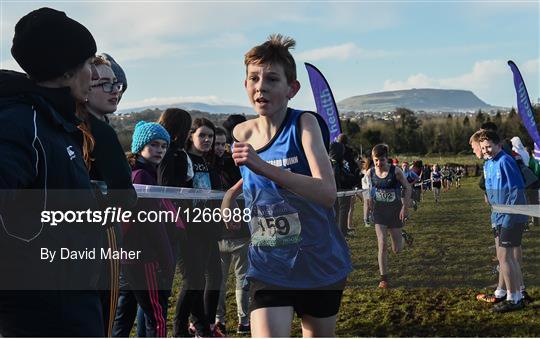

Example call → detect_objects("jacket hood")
0 69 77 122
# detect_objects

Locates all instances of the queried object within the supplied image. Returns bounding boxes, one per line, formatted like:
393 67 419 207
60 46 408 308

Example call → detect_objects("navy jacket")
0 71 105 336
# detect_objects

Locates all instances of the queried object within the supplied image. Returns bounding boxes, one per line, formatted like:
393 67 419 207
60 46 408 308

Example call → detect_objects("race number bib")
250 201 302 247
374 188 397 203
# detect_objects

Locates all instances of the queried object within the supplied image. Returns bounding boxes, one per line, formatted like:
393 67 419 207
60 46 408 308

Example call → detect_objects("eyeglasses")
91 82 124 93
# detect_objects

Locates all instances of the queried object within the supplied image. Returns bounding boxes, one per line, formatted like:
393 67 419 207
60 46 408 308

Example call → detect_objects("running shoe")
214 322 226 336
378 280 388 289
188 323 196 336
476 293 505 303
237 323 251 335
492 299 525 313
210 324 226 337
402 230 414 247
522 290 534 304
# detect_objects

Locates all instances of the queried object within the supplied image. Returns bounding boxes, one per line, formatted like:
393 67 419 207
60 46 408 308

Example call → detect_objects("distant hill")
116 102 255 115
338 88 501 113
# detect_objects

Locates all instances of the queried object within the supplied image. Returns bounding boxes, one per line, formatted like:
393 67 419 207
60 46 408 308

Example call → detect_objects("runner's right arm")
221 178 243 230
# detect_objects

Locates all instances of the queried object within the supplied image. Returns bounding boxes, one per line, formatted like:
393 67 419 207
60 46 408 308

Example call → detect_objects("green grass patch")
396 154 482 166
149 177 539 337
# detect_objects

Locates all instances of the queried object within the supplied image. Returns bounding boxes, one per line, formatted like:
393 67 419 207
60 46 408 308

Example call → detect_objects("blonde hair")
469 129 484 145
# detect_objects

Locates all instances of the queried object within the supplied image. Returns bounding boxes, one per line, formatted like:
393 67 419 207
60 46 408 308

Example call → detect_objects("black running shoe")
492 299 525 313
237 323 251 335
522 290 534 304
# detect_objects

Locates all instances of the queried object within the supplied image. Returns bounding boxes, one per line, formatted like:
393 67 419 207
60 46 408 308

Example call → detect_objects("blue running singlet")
239 108 352 288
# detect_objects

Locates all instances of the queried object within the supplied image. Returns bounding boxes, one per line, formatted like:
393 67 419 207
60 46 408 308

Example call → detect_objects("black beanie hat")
11 7 97 81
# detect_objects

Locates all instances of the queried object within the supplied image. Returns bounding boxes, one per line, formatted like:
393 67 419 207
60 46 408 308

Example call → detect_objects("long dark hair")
158 108 192 147
186 117 216 153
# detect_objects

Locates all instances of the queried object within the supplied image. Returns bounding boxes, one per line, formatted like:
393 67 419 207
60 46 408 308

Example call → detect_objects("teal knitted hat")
131 121 170 154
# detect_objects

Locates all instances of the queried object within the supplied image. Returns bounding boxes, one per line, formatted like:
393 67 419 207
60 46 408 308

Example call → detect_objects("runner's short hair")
477 129 500 144
372 144 389 158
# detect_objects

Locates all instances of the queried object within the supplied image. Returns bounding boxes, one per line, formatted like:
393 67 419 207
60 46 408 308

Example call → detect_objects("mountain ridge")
338 88 504 113
116 102 256 115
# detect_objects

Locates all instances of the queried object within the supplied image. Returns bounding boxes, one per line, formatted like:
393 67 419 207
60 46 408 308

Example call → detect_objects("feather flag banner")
305 62 342 142
508 60 540 160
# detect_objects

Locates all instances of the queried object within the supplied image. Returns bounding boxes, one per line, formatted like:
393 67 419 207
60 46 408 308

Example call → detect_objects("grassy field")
161 176 539 337
396 153 482 166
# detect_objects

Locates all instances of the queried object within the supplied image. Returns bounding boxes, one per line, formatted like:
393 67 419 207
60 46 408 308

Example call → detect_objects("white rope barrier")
92 181 364 200
492 204 540 218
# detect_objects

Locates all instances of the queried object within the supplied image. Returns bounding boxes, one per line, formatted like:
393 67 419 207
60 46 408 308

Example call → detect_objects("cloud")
382 59 539 105
316 3 399 32
383 60 524 92
522 58 540 74
199 33 249 49
296 43 391 61
439 60 507 90
119 95 229 110
383 73 437 91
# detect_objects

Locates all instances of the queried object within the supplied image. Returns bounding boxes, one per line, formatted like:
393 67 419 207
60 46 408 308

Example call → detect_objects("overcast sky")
1 1 538 111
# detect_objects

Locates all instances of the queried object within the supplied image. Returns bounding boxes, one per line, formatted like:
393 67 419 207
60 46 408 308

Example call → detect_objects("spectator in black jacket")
76 55 137 337
0 7 104 336
335 134 360 235
329 142 358 236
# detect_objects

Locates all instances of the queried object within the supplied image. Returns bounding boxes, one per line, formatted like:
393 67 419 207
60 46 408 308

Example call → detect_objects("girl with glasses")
75 55 137 336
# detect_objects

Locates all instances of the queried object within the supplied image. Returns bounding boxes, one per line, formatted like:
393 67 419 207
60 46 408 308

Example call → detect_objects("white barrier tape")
134 184 227 200
92 181 363 200
492 204 540 218
337 189 366 197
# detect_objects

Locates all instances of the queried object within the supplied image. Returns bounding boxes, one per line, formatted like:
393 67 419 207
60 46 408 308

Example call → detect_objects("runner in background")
361 155 374 227
431 164 442 203
402 161 420 211
366 144 412 289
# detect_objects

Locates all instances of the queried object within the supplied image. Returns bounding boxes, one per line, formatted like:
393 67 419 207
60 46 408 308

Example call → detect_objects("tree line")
108 108 249 151
342 107 540 155
108 106 540 156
